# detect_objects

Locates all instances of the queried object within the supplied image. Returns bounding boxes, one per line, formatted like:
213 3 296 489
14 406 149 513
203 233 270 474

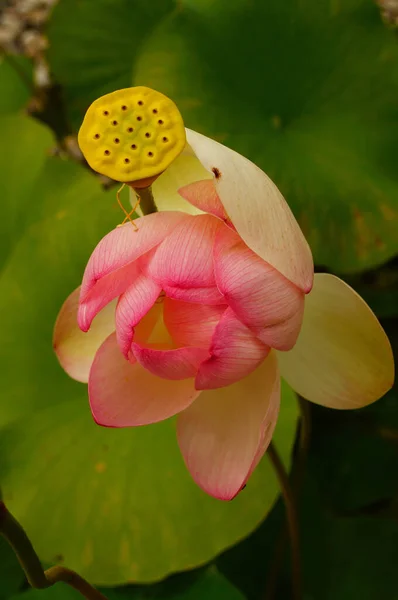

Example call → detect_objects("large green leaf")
0 56 32 115
0 114 298 584
47 0 398 272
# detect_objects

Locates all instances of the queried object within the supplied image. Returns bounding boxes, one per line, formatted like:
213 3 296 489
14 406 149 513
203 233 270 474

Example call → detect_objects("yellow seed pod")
78 87 186 184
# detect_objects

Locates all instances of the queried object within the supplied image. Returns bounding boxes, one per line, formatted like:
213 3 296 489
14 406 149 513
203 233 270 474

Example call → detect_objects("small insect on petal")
78 87 186 185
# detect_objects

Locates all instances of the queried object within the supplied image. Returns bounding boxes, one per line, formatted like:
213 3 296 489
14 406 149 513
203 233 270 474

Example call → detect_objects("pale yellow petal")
186 128 313 292
152 144 210 214
277 274 394 409
53 287 116 383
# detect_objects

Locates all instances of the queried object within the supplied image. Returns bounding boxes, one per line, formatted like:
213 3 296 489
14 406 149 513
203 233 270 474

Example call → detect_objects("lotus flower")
54 128 394 501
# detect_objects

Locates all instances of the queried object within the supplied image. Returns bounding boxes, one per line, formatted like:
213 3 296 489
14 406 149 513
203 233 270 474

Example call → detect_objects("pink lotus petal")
278 274 395 409
144 214 222 290
195 308 270 389
115 275 161 357
163 297 227 348
132 343 209 380
214 226 305 350
163 284 225 305
53 287 116 383
89 332 200 426
178 180 233 226
186 128 314 293
177 352 280 500
79 212 188 331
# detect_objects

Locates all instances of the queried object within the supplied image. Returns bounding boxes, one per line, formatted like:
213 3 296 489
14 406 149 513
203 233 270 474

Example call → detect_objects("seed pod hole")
127 127 134 133
138 100 144 106
162 136 168 142
103 110 109 116
152 108 158 114
112 120 118 126
131 144 137 149
137 116 142 121
104 150 110 156
158 119 164 125
145 132 151 138
114 138 120 144
124 158 130 163
148 151 154 157
94 133 100 139
121 105 127 111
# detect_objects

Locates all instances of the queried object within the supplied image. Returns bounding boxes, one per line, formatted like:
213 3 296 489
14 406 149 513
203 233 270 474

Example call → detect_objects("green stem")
133 185 157 215
0 503 107 600
266 442 302 600
264 399 311 600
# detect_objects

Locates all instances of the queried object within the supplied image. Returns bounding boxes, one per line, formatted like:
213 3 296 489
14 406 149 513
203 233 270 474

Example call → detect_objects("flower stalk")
267 442 302 600
0 502 107 600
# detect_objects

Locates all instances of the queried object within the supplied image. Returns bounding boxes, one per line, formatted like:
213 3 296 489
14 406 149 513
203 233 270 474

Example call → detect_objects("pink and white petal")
277 274 395 409
186 128 313 293
145 214 222 289
178 180 232 226
152 146 211 214
214 226 305 350
115 275 161 357
177 351 280 500
53 287 116 383
163 297 226 348
131 343 209 380
79 211 189 331
196 308 270 390
89 332 200 427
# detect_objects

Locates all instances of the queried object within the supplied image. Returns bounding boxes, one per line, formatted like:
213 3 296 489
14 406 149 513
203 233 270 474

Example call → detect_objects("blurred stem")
264 398 311 600
267 441 302 600
0 502 107 600
134 186 157 215
267 442 302 600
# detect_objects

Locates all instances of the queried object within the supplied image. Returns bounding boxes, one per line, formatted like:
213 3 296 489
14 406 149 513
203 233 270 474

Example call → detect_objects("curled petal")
178 180 233 226
163 284 225 305
177 352 280 500
132 344 209 380
163 297 226 348
195 308 270 390
277 274 395 409
214 226 305 350
79 212 188 331
186 128 313 293
144 214 222 289
115 275 161 357
53 287 116 383
89 333 200 426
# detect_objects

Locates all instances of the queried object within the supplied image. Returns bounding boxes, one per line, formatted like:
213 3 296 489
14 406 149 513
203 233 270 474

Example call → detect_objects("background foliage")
0 0 397 598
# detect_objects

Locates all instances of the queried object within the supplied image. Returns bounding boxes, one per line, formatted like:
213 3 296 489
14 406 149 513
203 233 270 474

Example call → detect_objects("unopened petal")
278 274 395 409
132 344 209 380
144 214 222 290
177 352 280 500
53 287 116 383
214 226 305 350
186 129 313 293
89 333 200 427
115 274 161 357
164 297 226 348
79 211 188 331
195 308 270 389
178 180 232 226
